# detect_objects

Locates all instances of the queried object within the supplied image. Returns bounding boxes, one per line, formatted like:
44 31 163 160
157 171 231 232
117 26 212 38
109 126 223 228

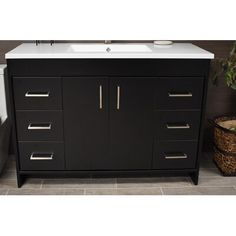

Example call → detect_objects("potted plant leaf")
211 41 236 175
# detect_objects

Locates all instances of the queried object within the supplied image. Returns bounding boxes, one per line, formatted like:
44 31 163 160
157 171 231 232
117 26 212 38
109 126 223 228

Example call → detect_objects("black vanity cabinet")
63 77 109 170
63 76 153 170
6 59 210 187
108 77 153 170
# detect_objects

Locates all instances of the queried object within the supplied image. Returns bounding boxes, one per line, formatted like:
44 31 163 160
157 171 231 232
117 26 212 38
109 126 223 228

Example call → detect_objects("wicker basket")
214 146 236 176
211 116 236 176
213 116 236 153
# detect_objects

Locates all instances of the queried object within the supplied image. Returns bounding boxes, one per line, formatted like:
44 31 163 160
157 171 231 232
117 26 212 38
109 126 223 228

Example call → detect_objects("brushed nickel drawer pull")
117 86 120 110
25 91 50 97
168 92 192 97
99 85 103 109
166 123 190 129
30 152 54 160
28 123 52 130
164 153 188 159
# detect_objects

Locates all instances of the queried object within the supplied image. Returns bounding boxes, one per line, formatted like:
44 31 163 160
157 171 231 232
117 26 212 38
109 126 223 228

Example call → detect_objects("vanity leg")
17 174 24 188
190 171 199 185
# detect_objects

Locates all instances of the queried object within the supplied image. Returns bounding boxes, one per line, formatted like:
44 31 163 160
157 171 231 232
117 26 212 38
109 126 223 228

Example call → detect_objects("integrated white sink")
5 43 215 59
69 44 152 53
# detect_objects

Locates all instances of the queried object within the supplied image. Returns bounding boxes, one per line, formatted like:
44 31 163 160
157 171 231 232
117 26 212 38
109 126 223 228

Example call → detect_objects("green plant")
213 41 236 89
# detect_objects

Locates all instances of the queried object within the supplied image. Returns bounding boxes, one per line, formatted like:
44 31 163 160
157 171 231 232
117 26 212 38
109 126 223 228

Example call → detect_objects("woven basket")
213 116 236 153
214 146 236 176
211 116 236 176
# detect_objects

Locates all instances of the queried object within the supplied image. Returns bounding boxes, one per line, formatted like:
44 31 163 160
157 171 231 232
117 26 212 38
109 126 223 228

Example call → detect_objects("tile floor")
0 152 236 195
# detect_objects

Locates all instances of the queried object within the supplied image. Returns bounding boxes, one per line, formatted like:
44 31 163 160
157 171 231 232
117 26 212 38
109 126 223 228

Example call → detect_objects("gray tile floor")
1 152 236 195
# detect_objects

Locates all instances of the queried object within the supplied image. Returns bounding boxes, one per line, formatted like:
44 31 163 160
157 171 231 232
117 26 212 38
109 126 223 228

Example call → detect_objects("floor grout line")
40 180 43 189
161 186 236 189
3 184 194 190
160 187 164 195
31 185 236 190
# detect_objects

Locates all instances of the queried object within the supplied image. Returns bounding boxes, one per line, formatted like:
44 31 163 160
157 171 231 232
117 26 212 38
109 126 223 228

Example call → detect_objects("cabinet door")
108 77 153 170
63 77 109 170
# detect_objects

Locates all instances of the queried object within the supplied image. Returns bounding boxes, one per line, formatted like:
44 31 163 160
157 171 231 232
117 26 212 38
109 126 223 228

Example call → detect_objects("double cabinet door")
63 77 153 170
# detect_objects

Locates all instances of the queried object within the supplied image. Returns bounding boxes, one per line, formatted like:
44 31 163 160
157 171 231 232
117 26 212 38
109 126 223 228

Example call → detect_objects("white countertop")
5 43 214 59
0 65 6 75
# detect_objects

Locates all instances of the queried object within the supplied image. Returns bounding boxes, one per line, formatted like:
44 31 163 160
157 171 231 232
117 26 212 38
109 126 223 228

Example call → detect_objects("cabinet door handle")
28 123 52 130
117 86 120 110
30 152 54 160
166 123 190 129
164 153 188 159
25 91 50 97
99 85 103 109
168 92 192 97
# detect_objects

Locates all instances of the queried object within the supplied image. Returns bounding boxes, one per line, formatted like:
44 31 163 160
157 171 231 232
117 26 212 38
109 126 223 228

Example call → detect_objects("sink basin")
70 44 152 53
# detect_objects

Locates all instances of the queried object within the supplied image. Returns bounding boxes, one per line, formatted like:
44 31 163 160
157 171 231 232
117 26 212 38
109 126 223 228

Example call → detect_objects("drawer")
19 142 65 170
13 77 62 110
16 111 63 141
153 141 198 169
155 111 201 140
155 77 204 110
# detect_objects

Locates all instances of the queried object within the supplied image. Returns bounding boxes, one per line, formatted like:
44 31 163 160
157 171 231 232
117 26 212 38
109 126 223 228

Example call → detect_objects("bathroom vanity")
5 43 214 187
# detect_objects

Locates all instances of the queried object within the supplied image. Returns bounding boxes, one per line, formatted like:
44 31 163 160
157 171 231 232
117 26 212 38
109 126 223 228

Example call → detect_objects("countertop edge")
5 54 214 59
